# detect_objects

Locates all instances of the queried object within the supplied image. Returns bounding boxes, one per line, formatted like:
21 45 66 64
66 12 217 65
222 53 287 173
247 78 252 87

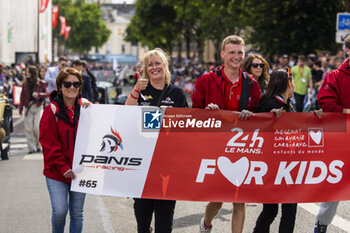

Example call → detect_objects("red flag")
65 26 71 40
59 16 66 35
52 6 59 28
40 0 49 13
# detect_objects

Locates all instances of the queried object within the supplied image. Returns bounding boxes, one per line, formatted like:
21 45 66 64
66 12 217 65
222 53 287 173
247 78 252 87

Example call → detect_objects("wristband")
133 88 140 94
130 92 138 100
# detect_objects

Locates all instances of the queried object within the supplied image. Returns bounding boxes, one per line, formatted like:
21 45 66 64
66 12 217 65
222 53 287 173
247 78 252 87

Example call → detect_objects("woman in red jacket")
39 67 89 233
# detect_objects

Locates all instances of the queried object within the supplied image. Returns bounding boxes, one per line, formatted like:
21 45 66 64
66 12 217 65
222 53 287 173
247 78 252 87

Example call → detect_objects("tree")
198 0 247 62
125 0 182 54
53 0 111 55
245 0 345 57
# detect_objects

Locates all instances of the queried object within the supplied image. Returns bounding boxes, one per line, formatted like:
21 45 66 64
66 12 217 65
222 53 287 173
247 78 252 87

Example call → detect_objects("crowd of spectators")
0 49 345 110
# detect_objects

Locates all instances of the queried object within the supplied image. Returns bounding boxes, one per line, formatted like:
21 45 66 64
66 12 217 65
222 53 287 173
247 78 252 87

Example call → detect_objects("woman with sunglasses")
39 68 90 233
241 54 270 93
125 48 188 233
19 65 49 153
252 68 296 233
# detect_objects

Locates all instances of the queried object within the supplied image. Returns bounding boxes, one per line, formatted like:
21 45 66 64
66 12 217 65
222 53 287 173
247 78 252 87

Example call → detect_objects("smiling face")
221 43 245 70
61 74 81 102
146 55 165 82
250 58 264 79
40 68 46 79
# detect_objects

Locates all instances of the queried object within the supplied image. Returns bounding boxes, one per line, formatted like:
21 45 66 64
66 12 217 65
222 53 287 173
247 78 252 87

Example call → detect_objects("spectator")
72 60 93 102
291 55 313 112
19 65 49 153
44 56 68 95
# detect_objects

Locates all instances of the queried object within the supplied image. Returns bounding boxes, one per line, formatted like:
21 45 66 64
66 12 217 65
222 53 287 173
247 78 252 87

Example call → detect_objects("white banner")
71 105 159 197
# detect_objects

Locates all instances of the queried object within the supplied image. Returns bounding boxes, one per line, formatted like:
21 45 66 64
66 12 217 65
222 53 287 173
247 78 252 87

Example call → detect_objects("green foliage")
245 0 345 57
125 0 182 53
121 0 347 59
53 0 111 54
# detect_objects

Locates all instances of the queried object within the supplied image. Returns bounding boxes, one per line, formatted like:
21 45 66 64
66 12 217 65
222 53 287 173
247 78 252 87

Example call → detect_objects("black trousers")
253 203 297 233
133 198 176 233
294 93 305 112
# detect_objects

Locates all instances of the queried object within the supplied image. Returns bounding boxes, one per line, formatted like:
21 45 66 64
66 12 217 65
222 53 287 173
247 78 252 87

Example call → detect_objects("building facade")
0 0 52 65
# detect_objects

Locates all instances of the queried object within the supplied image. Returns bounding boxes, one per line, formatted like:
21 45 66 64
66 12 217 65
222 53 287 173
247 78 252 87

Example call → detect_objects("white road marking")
299 203 350 232
23 153 43 160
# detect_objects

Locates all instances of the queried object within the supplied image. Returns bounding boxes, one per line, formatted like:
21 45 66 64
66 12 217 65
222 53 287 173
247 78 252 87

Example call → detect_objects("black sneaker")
314 221 327 233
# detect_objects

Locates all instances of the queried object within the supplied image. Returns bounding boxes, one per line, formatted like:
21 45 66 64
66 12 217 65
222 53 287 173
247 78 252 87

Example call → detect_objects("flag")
52 6 59 28
40 0 49 13
65 26 71 40
59 16 66 35
113 57 119 73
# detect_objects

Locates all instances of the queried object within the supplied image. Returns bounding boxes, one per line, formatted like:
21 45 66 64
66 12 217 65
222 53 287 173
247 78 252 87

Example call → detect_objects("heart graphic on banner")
310 130 322 144
217 156 249 187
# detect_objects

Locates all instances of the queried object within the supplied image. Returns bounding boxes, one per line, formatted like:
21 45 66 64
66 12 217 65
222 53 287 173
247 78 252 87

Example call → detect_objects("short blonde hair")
221 35 245 51
142 48 171 85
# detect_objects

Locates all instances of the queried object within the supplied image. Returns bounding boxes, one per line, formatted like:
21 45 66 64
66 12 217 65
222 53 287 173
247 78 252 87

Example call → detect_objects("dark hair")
298 55 306 61
81 60 87 67
241 54 270 91
39 65 47 79
24 65 39 91
259 69 291 103
58 56 68 62
56 68 83 94
72 59 82 66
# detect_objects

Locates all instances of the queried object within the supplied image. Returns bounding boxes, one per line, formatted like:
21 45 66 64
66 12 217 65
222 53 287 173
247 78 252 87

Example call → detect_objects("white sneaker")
200 217 212 232
246 203 257 206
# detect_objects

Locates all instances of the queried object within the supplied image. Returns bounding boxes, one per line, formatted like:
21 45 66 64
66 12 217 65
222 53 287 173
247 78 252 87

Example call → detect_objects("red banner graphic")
142 108 350 203
52 6 59 28
40 0 49 13
59 16 66 35
65 26 71 40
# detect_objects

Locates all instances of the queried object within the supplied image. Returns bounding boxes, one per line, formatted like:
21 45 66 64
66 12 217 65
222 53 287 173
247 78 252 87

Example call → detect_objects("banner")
59 16 66 35
65 26 71 40
52 6 59 28
40 0 49 13
71 105 350 203
12 86 22 105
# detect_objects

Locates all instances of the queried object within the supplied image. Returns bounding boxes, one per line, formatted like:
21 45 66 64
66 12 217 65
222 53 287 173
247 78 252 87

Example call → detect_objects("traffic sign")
337 13 350 31
336 31 350 43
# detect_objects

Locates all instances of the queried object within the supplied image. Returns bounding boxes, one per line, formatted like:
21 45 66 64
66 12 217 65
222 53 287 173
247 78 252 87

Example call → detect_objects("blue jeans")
46 177 86 233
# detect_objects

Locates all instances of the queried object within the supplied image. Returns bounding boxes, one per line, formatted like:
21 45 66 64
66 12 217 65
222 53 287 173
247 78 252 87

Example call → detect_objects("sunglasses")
251 63 264 68
63 81 81 88
61 63 68 67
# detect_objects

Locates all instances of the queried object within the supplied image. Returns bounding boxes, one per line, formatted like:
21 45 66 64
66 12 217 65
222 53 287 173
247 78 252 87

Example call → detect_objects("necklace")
66 105 74 118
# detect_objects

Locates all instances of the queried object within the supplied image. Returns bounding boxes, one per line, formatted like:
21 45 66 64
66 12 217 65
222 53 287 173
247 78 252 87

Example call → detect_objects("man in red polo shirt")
192 35 261 233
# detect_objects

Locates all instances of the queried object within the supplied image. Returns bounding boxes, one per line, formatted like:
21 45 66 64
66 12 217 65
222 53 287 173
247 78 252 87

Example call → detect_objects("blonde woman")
125 48 188 233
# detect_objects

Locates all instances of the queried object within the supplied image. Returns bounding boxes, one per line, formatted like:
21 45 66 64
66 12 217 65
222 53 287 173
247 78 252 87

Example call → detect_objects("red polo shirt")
222 68 242 111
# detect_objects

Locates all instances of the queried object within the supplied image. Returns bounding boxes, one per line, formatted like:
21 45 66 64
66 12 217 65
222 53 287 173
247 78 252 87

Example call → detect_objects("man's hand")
205 103 220 110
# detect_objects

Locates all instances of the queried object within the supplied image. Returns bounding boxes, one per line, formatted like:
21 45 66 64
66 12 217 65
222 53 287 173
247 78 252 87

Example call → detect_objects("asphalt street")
1 99 350 233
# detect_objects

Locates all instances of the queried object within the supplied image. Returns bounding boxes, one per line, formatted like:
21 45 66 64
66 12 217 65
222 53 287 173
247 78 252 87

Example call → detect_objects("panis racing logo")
100 126 123 153
79 126 142 171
